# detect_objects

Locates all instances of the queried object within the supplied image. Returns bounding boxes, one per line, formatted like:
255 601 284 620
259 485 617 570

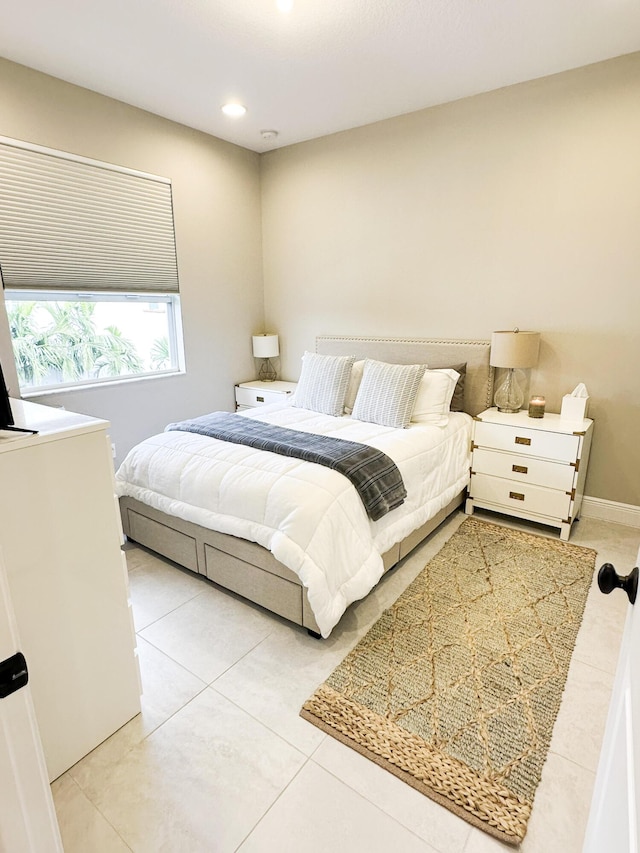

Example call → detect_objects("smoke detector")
260 130 279 140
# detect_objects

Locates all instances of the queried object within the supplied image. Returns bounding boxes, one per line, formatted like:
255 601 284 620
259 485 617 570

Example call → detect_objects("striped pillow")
292 352 355 416
351 360 427 428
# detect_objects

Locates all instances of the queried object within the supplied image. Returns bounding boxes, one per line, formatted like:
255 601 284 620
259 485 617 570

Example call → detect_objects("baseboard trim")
581 496 640 529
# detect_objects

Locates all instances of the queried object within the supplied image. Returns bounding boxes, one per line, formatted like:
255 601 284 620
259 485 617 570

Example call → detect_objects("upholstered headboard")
316 336 493 417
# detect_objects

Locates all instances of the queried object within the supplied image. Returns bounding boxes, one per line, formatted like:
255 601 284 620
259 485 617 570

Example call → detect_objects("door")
0 546 63 852
583 545 640 853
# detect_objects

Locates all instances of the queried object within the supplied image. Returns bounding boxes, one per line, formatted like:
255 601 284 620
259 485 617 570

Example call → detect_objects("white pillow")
344 360 365 414
411 368 460 426
351 360 426 429
292 352 355 417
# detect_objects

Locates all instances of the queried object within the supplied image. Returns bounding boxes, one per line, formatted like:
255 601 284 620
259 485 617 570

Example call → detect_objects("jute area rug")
301 517 597 845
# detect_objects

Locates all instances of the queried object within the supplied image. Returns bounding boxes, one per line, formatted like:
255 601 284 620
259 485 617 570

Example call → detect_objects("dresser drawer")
470 473 572 520
474 421 580 463
235 386 288 408
471 448 576 491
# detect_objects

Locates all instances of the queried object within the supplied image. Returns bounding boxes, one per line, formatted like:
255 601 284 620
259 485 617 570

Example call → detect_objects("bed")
117 336 493 637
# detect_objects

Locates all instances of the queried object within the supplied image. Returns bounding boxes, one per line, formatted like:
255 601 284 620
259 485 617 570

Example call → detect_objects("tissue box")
561 394 590 421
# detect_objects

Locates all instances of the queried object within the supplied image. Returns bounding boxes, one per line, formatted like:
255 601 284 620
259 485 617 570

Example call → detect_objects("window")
6 290 183 393
0 136 183 393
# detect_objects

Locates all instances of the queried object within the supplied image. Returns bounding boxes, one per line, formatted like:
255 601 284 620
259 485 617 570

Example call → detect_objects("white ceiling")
2 0 640 153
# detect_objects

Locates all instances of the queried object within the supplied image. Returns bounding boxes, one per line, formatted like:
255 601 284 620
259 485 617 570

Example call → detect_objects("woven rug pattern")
301 518 596 844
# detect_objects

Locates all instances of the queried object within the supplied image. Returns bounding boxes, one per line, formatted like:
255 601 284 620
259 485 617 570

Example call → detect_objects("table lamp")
490 329 540 413
252 334 279 382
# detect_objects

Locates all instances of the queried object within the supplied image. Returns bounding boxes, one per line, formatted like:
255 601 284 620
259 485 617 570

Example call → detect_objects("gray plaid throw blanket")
165 412 406 521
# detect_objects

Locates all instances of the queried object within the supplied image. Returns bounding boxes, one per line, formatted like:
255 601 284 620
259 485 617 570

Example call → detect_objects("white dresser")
465 407 593 541
235 380 297 410
0 400 141 781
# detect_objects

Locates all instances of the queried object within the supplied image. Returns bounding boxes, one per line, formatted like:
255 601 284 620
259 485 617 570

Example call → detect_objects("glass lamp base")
258 359 277 382
494 368 524 413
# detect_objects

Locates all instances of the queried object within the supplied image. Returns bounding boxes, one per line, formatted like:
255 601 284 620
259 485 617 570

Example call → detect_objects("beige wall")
0 57 264 463
1 54 638 505
261 53 640 506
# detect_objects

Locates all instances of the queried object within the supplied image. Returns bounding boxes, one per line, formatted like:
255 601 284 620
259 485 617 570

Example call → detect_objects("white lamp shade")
252 334 279 358
490 331 540 369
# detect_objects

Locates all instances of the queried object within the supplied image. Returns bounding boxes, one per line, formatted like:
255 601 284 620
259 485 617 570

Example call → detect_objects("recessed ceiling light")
276 0 293 11
221 103 247 118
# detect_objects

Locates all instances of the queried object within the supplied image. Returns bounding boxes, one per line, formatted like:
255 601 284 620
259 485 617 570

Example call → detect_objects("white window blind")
0 136 179 293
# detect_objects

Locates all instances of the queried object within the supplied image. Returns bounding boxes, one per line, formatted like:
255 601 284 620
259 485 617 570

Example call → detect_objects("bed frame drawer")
127 510 199 573
204 544 302 624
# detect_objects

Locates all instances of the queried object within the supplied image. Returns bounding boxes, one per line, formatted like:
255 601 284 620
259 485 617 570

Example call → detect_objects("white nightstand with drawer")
235 380 297 410
465 408 593 541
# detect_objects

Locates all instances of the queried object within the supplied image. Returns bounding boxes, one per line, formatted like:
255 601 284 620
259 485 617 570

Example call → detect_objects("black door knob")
597 563 638 605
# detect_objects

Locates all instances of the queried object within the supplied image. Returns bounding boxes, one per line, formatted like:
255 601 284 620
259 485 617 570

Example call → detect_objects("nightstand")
465 408 593 541
235 380 297 410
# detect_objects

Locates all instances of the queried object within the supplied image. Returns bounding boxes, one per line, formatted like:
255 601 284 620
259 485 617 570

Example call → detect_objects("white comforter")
115 404 472 636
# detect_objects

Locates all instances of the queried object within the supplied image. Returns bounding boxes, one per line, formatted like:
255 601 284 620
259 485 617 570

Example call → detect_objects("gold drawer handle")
509 491 525 501
256 396 265 402
512 464 528 474
515 436 531 446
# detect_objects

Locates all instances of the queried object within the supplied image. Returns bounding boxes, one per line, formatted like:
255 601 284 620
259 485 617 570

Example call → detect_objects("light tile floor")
52 511 640 852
